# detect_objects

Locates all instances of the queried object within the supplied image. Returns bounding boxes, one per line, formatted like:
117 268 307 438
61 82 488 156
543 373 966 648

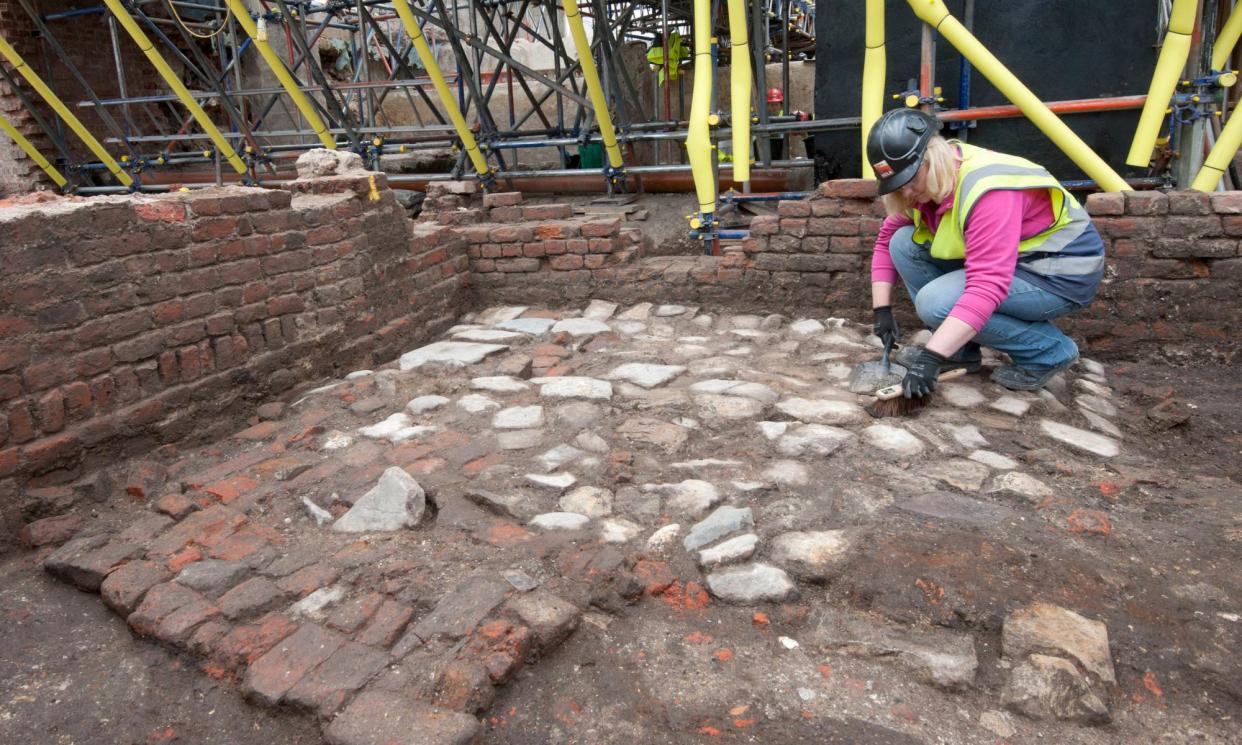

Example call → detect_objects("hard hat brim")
875 155 923 196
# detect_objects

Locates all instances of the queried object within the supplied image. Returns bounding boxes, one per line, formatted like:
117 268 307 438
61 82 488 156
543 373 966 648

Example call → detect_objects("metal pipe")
906 0 1128 192
0 36 133 186
861 0 885 178
563 0 623 168
1129 0 1198 166
937 95 1149 122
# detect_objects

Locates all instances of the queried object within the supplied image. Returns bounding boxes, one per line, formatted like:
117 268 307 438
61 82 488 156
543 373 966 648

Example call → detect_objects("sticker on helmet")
873 160 894 178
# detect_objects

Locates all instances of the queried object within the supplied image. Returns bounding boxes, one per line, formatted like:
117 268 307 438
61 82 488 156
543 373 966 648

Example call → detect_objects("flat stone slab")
493 405 544 430
606 363 686 389
1082 409 1122 437
990 396 1032 417
705 562 795 604
529 512 591 531
452 328 528 343
471 376 530 393
789 319 826 337
683 506 754 551
645 480 721 517
920 458 991 491
357 414 435 444
969 449 1018 470
616 417 689 453
1003 602 1116 684
526 472 576 490
688 379 779 404
776 424 856 457
770 530 852 580
399 341 508 370
898 491 1018 527
532 376 613 400
1076 394 1118 417
407 395 450 414
699 533 759 568
550 318 611 336
476 306 529 325
583 299 619 320
862 425 925 457
1040 420 1119 458
812 610 978 689
464 489 537 520
496 317 557 335
497 429 544 450
775 398 866 425
986 471 1055 502
940 383 986 408
457 394 500 413
762 460 809 486
559 486 612 517
334 467 425 532
599 518 642 543
694 394 767 421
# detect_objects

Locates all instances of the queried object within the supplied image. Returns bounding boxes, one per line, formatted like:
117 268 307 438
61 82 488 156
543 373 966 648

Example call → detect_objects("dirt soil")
2 307 1239 745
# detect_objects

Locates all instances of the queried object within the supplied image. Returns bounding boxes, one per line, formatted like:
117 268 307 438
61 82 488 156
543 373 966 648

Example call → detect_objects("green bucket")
578 142 603 169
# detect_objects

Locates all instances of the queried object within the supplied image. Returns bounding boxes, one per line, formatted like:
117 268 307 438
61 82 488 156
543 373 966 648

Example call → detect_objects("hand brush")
865 368 967 419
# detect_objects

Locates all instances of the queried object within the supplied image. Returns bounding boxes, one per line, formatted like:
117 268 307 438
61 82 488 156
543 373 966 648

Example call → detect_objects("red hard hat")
766 87 784 103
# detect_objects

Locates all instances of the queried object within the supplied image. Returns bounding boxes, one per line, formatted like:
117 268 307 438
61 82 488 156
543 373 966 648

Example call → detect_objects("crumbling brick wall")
0 173 468 533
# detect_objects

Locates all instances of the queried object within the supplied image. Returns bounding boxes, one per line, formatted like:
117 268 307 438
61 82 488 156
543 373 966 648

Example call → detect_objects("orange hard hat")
766 87 784 103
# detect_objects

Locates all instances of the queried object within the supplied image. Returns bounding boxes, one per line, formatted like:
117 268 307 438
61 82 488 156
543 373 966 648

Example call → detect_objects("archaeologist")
866 108 1105 395
763 88 809 161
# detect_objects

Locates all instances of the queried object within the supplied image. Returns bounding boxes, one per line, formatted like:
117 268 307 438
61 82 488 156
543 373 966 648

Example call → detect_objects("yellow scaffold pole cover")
0 35 133 186
221 0 336 150
103 0 247 175
563 0 623 169
1212 1 1242 72
726 0 751 183
391 0 488 176
861 0 886 179
685 0 716 216
1192 105 1242 190
906 0 1128 193
1127 0 1196 167
0 113 68 187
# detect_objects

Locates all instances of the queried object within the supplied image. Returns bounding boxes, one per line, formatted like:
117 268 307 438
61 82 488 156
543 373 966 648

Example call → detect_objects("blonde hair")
880 136 961 216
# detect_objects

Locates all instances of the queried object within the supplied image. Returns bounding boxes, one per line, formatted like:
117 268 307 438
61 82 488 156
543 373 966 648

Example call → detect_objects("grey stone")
862 425 925 457
525 472 576 490
493 405 544 429
175 560 249 597
349 397 388 415
645 524 681 552
654 304 688 317
646 480 721 517
615 417 689 453
495 317 557 335
559 486 613 518
1003 602 1116 684
295 149 367 178
453 329 527 343
688 379 779 404
898 492 1018 527
550 318 611 337
606 363 686 388
812 611 978 689
574 430 610 453
334 467 426 532
789 319 826 337
357 414 436 444
324 691 480 745
529 512 591 531
599 518 642 543
471 376 530 393
583 299 619 320
537 444 585 472
502 570 539 592
968 449 1018 470
399 341 508 370
776 424 856 457
476 306 528 325
705 563 796 604
775 398 866 425
986 471 1055 502
555 402 603 428
1082 409 1122 438
694 394 767 421
464 489 537 520
770 530 852 580
289 585 347 619
1040 420 1119 458
990 396 1032 417
405 394 449 414
945 424 988 449
683 506 754 551
457 394 500 413
698 533 759 568
503 590 580 650
496 429 544 450
979 711 1017 738
762 460 809 486
616 302 652 320
532 376 613 400
1002 654 1111 725
940 383 987 408
302 497 334 526
413 575 510 641
919 458 991 491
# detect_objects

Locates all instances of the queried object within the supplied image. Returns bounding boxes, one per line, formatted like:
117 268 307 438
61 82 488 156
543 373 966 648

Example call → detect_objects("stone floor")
29 301 1240 744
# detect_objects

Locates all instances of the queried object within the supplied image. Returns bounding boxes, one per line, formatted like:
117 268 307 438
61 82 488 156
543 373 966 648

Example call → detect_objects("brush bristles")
865 392 932 419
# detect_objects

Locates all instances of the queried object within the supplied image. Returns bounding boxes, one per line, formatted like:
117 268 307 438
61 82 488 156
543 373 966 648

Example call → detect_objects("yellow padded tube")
0 113 68 187
685 0 716 216
1192 105 1242 190
0 35 132 186
726 0 750 183
221 0 336 150
391 0 488 176
103 0 246 175
564 0 623 169
861 0 886 179
906 0 1128 192
1213 1 1242 72
1128 0 1197 166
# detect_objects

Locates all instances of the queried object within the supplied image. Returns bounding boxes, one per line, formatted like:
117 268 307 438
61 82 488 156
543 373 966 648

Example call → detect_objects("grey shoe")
894 344 983 374
990 357 1078 391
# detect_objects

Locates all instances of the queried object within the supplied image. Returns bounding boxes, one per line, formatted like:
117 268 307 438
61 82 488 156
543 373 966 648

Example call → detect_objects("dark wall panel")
813 1 1160 182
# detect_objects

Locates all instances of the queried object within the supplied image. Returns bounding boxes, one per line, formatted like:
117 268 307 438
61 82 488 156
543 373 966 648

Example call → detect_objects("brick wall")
0 173 468 533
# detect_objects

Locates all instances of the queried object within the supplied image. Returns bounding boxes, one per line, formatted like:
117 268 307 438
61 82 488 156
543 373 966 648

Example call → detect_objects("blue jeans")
888 225 1080 370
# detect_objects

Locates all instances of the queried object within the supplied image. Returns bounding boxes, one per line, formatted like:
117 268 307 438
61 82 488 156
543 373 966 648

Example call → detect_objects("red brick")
277 562 342 597
0 448 17 477
1210 192 1242 214
242 622 345 707
22 432 79 471
155 492 198 520
218 577 286 620
777 200 811 217
18 513 83 547
483 191 523 208
1085 192 1125 216
1166 191 1212 215
203 474 261 504
581 218 621 237
101 560 173 617
356 600 414 647
549 255 583 271
0 375 20 401
522 204 572 220
207 528 270 561
214 612 299 668
129 581 219 644
61 381 93 419
326 592 385 633
1124 190 1168 215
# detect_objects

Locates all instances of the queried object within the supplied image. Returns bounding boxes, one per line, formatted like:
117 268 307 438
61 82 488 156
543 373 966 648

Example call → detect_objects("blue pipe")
690 229 750 240
43 6 106 21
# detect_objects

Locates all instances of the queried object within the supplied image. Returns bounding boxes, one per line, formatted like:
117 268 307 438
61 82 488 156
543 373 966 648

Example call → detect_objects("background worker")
762 87 809 161
866 108 1106 396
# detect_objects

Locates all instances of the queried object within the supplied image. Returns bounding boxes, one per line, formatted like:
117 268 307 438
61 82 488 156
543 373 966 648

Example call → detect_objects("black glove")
872 306 900 347
902 348 948 398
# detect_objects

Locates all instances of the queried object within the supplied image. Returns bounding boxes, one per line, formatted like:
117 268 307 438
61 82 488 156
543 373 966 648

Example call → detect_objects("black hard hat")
866 108 939 195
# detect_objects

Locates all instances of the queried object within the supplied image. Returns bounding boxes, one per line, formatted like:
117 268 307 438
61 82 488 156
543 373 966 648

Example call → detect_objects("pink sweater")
871 189 1054 330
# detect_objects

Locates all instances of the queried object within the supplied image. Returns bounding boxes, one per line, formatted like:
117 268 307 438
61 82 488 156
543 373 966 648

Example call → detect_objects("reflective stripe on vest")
909 143 1093 271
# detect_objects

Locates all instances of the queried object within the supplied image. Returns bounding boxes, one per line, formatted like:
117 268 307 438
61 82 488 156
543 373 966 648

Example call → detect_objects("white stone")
476 306 528 325
1003 602 1116 684
762 460 809 486
789 319 826 338
688 379 780 404
358 414 437 444
920 459 992 491
399 341 508 370
574 431 610 453
289 585 346 618
775 398 866 425
776 424 857 457
583 299 619 320
334 467 426 532
457 394 500 413
550 318 611 337
646 524 682 552
670 458 743 470
692 313 714 328
452 329 527 343
557 486 612 518
645 480 721 516
699 533 759 568
495 317 557 335
617 302 653 320
497 429 543 450
940 383 987 408
1040 420 1120 458
1074 378 1112 398
823 363 853 381
946 424 988 449
532 376 613 400
706 563 796 604
529 512 590 531
406 395 450 414
862 425 925 457
683 506 754 551
979 711 1017 739
301 497 334 527
321 431 354 450
1079 358 1106 377
729 314 763 329
345 370 373 380
1082 409 1122 438
493 405 545 430
471 376 530 393
606 363 686 389
612 320 647 335
759 421 789 440
987 471 1055 501
526 472 576 490
538 444 585 472
969 449 1019 470
991 396 1032 417
770 530 852 579
694 394 767 421
654 304 688 316
1076 394 1118 418
600 518 642 543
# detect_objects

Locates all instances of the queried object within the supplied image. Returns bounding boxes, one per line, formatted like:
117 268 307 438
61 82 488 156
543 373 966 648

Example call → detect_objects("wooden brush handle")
873 367 968 401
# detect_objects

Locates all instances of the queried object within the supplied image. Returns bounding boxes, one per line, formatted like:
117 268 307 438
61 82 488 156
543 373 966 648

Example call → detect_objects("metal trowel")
847 335 906 394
